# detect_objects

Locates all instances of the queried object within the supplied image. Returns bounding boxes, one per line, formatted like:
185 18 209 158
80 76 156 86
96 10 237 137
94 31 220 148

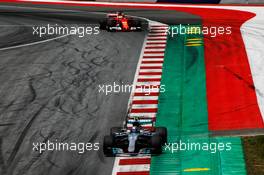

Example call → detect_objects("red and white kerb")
112 22 168 175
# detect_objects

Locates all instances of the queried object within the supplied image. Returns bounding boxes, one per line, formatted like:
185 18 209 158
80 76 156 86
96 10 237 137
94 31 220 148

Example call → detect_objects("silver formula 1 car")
103 117 167 156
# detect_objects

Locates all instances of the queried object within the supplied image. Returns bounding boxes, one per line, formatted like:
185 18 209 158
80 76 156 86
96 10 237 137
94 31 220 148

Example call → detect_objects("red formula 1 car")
99 12 142 32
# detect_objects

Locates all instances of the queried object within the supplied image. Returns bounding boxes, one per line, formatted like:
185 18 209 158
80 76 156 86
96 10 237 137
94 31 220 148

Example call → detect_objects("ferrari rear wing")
107 14 118 18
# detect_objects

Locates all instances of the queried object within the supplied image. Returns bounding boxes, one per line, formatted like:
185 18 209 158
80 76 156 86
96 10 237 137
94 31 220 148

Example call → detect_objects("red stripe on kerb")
144 51 164 54
147 35 166 37
150 28 167 31
131 108 158 113
151 25 168 27
146 42 166 45
134 92 159 96
116 172 149 175
150 27 168 29
143 56 164 58
132 100 158 104
137 78 161 82
145 46 166 49
139 72 162 75
142 60 163 64
140 66 163 69
148 34 167 37
142 58 164 60
149 31 166 33
147 38 167 41
119 158 151 165
136 85 160 88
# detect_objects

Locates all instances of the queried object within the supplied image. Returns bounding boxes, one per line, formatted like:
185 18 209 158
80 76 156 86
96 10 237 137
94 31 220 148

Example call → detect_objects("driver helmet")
133 118 140 127
131 126 138 133
117 12 124 18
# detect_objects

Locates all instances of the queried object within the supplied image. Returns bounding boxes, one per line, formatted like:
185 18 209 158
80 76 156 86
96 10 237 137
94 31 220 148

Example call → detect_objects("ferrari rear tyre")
99 20 107 30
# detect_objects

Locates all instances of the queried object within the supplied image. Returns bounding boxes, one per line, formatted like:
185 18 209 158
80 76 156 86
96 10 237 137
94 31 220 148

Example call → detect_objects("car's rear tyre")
155 127 167 145
99 20 107 30
129 19 142 32
103 135 114 156
110 127 123 136
106 19 117 32
135 21 142 28
106 27 116 32
106 27 112 32
151 135 162 154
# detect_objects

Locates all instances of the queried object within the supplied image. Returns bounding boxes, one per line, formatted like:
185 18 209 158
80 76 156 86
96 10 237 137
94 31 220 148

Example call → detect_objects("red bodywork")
108 13 130 31
115 15 129 31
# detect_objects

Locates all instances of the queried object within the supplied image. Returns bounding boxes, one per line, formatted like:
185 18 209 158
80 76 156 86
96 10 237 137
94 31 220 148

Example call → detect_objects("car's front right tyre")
110 127 123 136
103 135 114 156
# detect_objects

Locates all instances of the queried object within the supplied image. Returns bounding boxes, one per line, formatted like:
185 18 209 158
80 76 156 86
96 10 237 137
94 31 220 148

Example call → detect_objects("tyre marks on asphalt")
0 23 145 174
112 23 168 175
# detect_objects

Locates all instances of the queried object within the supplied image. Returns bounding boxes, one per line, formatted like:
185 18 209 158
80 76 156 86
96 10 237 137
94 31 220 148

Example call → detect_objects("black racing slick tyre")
134 20 142 28
151 135 162 154
99 20 107 30
155 127 167 145
103 135 114 157
106 19 117 32
129 19 142 31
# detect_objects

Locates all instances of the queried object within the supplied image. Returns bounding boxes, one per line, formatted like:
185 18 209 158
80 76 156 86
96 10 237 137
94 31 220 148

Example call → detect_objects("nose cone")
122 21 129 30
128 133 138 153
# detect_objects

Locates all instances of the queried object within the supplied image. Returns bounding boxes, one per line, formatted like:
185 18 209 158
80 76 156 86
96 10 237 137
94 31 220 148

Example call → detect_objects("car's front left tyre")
155 127 167 145
151 135 163 154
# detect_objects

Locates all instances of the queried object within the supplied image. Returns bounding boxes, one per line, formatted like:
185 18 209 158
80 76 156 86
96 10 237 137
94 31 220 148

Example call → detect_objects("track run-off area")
1 1 264 175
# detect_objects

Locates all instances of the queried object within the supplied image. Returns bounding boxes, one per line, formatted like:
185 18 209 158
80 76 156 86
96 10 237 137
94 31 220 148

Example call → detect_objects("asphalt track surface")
0 4 200 175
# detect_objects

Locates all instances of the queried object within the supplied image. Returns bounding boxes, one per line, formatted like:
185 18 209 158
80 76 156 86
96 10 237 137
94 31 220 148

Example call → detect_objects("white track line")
0 34 70 51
